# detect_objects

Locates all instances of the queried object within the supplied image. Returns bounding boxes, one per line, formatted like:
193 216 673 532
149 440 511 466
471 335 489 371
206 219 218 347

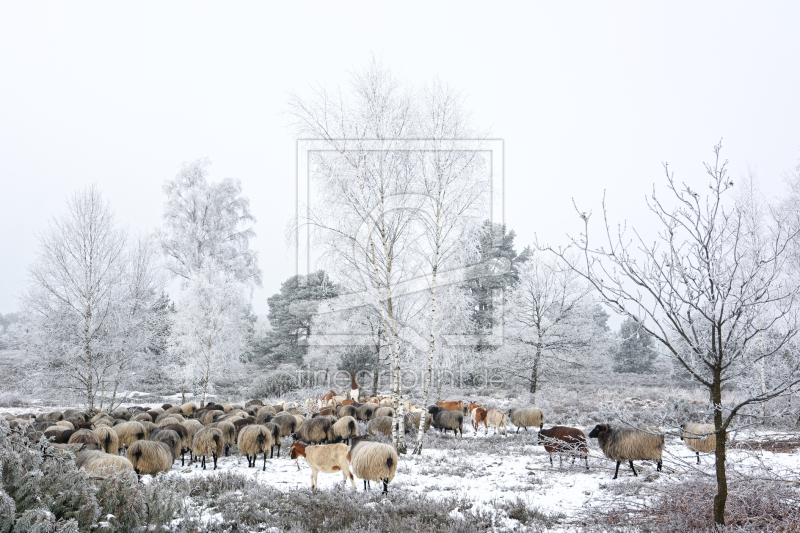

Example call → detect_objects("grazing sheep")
68 429 101 445
680 423 726 464
367 416 412 437
264 422 282 458
200 410 224 426
349 440 398 493
508 408 544 432
588 424 664 479
92 426 120 455
139 421 157 439
354 403 375 422
127 440 174 476
181 419 204 463
292 417 334 444
220 403 233 413
165 406 183 415
43 427 67 440
40 411 64 422
115 421 146 450
271 403 284 413
374 407 394 418
132 412 153 423
53 429 76 444
428 406 464 437
150 428 181 461
332 416 358 445
163 424 190 465
538 426 589 469
336 405 358 419
290 442 355 490
161 404 173 411
271 414 299 438
193 427 224 470
156 415 182 428
180 402 198 417
486 409 508 436
145 410 162 422
237 425 274 470
245 399 263 408
55 420 75 430
75 442 134 475
208 421 236 456
404 411 432 432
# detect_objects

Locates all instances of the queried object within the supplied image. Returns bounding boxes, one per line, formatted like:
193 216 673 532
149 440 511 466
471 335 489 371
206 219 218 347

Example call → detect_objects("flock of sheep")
1 387 724 492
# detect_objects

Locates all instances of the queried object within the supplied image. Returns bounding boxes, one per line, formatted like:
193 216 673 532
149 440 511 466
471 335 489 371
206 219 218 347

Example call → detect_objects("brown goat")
538 426 589 469
471 407 488 433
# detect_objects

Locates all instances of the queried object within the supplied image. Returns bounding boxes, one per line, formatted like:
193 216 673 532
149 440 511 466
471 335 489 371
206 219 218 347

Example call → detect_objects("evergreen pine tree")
613 317 657 373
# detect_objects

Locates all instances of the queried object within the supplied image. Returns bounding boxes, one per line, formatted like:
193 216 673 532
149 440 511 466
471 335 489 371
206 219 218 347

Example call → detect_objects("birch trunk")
414 248 440 454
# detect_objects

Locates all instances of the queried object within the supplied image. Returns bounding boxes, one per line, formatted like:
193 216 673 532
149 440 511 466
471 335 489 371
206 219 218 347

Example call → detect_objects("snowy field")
5 401 800 531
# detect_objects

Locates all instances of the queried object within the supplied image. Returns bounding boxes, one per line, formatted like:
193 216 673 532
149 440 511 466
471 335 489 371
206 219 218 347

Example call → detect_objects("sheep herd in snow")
1 384 727 492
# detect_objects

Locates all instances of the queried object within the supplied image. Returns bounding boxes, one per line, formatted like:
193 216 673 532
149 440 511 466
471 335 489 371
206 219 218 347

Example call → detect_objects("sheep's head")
428 405 444 415
80 441 102 452
588 424 608 439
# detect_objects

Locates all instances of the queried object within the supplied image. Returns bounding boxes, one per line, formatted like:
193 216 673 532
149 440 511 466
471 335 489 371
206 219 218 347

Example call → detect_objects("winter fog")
2 3 800 532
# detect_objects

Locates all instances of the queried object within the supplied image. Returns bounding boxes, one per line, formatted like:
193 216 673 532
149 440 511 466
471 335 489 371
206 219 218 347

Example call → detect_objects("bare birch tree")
547 143 800 528
504 252 603 396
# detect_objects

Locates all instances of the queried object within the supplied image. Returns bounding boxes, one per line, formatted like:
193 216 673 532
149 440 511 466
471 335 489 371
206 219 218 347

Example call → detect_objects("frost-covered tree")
503 251 605 394
23 185 127 410
159 158 261 286
551 143 800 528
612 317 657 373
168 265 249 405
160 160 261 403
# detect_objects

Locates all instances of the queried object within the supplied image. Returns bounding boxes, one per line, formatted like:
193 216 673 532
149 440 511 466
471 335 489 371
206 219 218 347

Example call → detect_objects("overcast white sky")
1 2 799 317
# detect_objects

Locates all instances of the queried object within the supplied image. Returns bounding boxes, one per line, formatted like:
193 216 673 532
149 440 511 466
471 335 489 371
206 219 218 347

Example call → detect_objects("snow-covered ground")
6 402 799 529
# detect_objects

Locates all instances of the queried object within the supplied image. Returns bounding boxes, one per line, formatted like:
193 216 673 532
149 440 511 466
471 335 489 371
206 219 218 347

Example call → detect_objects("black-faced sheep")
290 442 354 490
75 442 134 475
348 440 398 493
428 406 464 437
193 427 224 470
181 402 198 417
538 426 589 469
292 417 334 444
92 426 119 455
588 424 664 479
127 440 174 476
680 422 726 464
508 407 544 432
237 424 274 470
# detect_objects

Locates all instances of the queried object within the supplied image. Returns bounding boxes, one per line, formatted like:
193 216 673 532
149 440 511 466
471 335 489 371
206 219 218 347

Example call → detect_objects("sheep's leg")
516 427 520 434
225 445 230 457
628 460 637 476
382 478 388 494
202 455 206 470
213 453 218 470
657 460 662 472
613 461 621 479
363 480 368 491
263 452 267 471
696 452 700 464
549 455 553 466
